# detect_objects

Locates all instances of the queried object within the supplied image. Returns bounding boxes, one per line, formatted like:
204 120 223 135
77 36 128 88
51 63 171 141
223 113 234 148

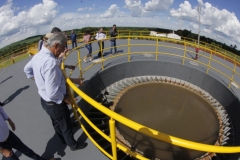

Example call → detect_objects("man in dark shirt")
110 24 118 54
70 30 77 49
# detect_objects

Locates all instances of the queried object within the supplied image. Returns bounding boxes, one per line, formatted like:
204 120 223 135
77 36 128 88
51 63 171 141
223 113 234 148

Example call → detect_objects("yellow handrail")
66 79 240 153
60 35 240 159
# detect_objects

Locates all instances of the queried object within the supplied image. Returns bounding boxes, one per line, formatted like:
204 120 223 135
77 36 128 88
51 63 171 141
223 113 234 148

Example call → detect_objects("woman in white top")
95 28 106 58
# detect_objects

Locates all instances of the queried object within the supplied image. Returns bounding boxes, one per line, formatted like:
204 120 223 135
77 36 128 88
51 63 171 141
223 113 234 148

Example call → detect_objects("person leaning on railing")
42 28 85 85
23 32 88 151
83 29 93 62
38 36 44 51
109 24 118 54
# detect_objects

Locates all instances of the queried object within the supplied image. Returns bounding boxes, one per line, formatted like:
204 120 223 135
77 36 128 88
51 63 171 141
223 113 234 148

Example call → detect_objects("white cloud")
77 7 94 11
0 0 58 47
124 0 144 17
170 0 240 46
144 0 174 11
100 4 119 18
0 0 58 36
0 0 239 49
203 28 211 33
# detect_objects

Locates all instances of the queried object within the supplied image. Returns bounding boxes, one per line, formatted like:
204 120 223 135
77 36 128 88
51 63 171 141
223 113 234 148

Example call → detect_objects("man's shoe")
0 102 4 106
70 142 88 151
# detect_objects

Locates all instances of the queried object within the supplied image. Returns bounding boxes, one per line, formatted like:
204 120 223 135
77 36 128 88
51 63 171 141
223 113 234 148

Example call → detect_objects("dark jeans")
110 40 117 53
98 41 104 57
40 98 77 148
0 131 42 160
85 44 92 57
71 41 77 49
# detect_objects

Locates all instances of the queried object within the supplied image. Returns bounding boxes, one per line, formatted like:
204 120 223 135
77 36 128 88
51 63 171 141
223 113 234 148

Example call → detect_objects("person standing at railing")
83 30 93 62
63 32 68 49
23 32 87 151
95 28 106 58
109 24 118 54
0 105 55 160
34 29 85 85
195 47 199 60
70 30 77 49
38 36 44 51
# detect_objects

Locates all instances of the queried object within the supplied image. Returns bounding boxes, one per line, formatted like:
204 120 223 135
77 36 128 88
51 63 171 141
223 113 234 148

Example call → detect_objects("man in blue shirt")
70 30 77 49
0 105 54 160
23 32 87 151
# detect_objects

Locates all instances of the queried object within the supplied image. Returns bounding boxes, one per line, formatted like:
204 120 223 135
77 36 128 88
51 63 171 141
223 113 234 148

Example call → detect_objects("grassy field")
0 53 29 69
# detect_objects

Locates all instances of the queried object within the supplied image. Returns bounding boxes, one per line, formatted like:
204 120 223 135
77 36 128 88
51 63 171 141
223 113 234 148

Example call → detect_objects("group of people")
0 27 87 160
82 24 118 62
38 29 77 51
1 24 119 159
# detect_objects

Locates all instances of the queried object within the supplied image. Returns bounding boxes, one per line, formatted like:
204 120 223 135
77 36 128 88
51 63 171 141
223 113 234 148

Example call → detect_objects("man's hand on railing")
65 65 76 70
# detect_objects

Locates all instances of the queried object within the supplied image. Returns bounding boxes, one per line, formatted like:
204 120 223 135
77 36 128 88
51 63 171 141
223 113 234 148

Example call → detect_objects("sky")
0 0 240 49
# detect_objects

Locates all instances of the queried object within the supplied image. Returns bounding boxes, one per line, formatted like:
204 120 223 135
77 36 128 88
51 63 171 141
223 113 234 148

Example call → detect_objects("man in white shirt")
95 28 106 58
0 105 54 160
23 32 87 151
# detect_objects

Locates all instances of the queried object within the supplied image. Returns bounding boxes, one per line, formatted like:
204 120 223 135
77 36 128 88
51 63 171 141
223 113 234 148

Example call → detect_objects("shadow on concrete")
41 124 86 160
41 133 66 160
0 76 13 85
187 52 195 60
3 85 29 106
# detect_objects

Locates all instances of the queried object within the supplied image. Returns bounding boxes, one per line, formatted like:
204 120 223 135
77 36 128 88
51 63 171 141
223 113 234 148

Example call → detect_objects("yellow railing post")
11 55 15 64
156 37 158 60
100 41 104 70
128 37 130 62
182 40 186 65
206 50 212 74
61 62 79 121
109 118 117 160
77 50 83 79
228 62 237 88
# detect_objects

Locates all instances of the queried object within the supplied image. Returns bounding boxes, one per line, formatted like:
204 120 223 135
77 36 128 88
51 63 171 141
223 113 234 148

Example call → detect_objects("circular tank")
112 82 222 160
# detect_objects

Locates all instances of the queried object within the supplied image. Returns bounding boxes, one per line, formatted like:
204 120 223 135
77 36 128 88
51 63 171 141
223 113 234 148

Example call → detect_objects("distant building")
150 31 181 40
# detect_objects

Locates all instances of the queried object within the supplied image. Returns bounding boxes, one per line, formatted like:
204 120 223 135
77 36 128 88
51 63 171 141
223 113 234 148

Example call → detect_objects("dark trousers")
40 98 76 148
98 41 104 57
1 131 42 160
110 40 117 53
71 41 77 49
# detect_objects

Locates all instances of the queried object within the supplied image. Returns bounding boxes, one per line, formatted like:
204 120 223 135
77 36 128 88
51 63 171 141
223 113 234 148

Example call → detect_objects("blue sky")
0 0 240 48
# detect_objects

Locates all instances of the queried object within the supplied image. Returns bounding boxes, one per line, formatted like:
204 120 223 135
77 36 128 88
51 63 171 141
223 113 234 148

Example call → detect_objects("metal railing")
61 35 240 160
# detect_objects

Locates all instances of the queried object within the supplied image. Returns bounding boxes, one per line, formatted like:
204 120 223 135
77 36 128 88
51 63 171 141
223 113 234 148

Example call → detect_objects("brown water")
115 83 219 160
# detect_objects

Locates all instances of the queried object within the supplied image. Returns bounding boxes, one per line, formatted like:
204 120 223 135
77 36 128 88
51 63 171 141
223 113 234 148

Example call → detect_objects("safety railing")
61 35 240 160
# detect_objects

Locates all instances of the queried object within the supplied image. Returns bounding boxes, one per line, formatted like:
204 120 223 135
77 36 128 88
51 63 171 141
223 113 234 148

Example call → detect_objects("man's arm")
24 59 34 79
0 107 15 131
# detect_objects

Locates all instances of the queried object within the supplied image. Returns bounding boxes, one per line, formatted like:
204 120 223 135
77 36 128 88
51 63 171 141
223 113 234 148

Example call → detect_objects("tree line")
0 27 239 58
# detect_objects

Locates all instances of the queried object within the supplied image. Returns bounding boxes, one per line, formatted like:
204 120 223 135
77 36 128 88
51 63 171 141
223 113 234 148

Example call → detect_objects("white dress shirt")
0 106 10 142
24 46 66 104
